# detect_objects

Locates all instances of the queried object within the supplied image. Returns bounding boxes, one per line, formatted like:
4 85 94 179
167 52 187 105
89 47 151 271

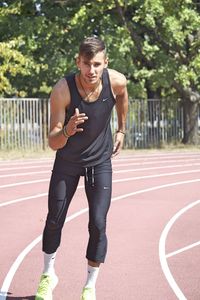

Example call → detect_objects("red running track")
0 151 200 300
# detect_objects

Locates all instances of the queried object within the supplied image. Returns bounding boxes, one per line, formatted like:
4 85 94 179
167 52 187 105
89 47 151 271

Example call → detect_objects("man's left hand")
112 131 125 157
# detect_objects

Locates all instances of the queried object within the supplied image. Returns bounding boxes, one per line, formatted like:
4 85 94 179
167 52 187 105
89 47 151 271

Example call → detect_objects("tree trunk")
146 86 162 147
182 99 199 144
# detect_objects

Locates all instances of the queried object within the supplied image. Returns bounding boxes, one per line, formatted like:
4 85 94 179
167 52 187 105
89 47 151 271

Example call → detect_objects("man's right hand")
65 108 88 137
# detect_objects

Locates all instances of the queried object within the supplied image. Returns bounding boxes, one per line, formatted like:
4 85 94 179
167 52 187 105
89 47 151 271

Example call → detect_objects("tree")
0 0 200 143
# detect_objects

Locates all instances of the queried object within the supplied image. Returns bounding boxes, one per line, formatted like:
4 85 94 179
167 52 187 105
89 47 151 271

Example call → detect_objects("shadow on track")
7 296 35 300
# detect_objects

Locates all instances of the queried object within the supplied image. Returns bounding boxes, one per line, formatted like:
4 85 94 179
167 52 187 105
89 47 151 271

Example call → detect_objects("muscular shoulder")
107 68 127 96
50 77 70 109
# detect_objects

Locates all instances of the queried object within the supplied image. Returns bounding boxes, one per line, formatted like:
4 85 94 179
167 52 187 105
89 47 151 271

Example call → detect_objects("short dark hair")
79 36 106 59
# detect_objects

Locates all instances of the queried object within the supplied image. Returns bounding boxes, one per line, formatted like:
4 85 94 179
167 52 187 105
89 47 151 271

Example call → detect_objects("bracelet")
116 130 125 135
62 126 71 138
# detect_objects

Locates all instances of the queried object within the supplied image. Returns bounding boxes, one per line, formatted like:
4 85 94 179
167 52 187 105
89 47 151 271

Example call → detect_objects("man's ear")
104 57 109 68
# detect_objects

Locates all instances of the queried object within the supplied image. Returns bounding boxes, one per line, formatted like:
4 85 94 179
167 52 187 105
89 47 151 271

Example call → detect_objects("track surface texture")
0 150 200 300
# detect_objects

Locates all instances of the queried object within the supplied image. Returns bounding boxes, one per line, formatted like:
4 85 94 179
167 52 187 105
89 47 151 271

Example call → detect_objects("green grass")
0 148 55 160
0 144 199 160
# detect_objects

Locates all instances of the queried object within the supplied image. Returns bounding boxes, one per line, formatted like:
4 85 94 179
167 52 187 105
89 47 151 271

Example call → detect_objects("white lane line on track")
0 153 199 166
0 185 84 208
0 169 200 189
1 167 200 193
166 241 200 258
1 168 200 191
0 170 50 178
113 169 200 183
0 165 52 172
0 157 196 172
0 179 49 188
159 199 200 300
114 162 200 173
0 193 47 208
2 162 200 178
114 152 200 159
0 159 54 167
114 157 200 167
1 178 200 299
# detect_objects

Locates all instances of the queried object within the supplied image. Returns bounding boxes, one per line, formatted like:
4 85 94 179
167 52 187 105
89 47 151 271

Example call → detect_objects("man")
35 36 128 300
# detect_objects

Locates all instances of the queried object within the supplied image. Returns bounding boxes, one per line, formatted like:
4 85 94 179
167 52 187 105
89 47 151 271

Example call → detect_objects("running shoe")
35 273 58 300
81 287 96 300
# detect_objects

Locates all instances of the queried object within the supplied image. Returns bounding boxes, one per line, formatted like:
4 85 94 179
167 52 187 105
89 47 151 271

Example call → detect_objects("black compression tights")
42 164 112 263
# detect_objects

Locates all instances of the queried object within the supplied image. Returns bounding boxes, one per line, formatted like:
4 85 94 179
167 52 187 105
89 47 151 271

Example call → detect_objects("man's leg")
35 171 80 300
81 164 112 299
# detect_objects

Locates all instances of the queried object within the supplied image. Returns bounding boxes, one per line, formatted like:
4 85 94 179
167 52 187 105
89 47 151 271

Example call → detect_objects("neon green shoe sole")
35 273 58 300
81 287 96 300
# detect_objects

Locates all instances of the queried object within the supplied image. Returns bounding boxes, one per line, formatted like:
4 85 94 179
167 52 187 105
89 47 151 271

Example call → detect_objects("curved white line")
114 162 200 173
113 169 200 184
0 179 49 189
0 208 88 300
0 156 199 173
115 157 200 167
0 170 50 178
159 199 200 300
1 169 200 207
1 178 200 299
0 185 85 208
0 193 48 208
1 168 200 189
0 165 52 172
0 236 42 299
1 161 200 178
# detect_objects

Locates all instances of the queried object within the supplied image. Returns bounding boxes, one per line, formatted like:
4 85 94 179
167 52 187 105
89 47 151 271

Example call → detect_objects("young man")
35 36 128 300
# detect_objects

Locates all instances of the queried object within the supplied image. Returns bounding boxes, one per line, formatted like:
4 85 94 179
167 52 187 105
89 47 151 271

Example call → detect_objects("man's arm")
48 78 88 150
109 69 128 157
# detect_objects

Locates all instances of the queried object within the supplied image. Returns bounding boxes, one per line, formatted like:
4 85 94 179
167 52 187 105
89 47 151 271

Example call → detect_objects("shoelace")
82 288 95 296
38 275 52 295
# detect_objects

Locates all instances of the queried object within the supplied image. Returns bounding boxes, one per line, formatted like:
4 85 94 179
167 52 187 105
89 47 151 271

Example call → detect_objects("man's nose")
89 65 95 74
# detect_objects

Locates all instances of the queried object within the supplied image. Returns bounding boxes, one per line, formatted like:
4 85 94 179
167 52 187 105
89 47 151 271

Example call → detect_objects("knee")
89 217 106 234
45 218 63 231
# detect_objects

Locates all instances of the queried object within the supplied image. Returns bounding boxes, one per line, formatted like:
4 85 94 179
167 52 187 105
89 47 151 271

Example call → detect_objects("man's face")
76 51 108 85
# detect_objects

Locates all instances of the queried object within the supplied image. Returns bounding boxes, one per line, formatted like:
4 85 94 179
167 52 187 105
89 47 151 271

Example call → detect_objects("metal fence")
116 99 185 148
0 98 49 150
0 97 194 150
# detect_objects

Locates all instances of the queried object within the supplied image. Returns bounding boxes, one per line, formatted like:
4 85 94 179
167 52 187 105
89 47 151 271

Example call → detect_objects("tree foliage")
0 0 200 142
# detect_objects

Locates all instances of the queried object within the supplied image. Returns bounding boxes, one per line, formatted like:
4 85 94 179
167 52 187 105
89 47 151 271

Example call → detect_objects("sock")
43 252 57 276
84 265 100 289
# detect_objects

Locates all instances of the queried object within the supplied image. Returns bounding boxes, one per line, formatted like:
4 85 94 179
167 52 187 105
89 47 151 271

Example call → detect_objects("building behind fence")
0 98 196 150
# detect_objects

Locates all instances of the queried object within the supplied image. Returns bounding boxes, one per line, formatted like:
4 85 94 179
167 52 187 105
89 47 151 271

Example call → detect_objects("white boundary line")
1 161 200 178
1 168 200 206
0 170 50 178
166 241 200 258
0 185 84 208
1 178 200 299
1 168 200 189
0 165 52 172
114 162 200 173
114 157 200 167
159 199 200 300
0 193 48 208
0 155 200 170
0 152 197 164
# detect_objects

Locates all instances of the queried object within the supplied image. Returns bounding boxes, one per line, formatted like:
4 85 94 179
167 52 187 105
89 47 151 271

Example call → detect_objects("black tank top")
55 68 116 167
